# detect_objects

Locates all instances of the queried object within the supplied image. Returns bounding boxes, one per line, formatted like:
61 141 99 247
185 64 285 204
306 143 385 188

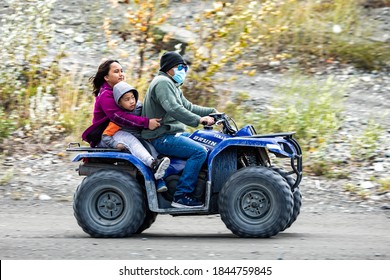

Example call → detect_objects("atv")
66 113 302 238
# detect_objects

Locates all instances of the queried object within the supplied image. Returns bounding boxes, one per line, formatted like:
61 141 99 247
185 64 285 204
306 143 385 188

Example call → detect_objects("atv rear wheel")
73 170 146 238
219 166 293 238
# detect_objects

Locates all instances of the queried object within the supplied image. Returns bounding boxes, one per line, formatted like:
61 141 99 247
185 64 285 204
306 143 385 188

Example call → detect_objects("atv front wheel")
73 170 146 238
219 166 293 238
284 187 302 230
271 166 302 231
136 209 158 234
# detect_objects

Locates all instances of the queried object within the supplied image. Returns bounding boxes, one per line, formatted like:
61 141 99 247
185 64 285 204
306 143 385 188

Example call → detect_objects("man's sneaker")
152 157 170 180
156 179 168 193
171 194 204 208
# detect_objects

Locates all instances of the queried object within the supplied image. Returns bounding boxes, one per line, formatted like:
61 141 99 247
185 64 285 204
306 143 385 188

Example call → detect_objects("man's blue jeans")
151 133 208 197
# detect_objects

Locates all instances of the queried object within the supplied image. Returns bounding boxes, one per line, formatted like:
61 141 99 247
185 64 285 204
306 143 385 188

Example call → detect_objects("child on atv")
101 81 170 192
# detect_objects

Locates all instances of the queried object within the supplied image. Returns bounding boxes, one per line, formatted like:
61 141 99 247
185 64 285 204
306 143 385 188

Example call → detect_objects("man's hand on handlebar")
199 116 215 126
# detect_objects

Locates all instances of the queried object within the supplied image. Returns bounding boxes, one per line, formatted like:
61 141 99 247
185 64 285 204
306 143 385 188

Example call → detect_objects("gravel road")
0 198 389 260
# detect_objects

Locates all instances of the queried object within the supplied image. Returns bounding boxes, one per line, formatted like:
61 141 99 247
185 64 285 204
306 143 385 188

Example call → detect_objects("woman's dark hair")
89 59 120 97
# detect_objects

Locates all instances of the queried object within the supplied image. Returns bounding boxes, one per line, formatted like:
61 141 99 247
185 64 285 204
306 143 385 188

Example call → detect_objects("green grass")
254 75 345 151
351 120 384 161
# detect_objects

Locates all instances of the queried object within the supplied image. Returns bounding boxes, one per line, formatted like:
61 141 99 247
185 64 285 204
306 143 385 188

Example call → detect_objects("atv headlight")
266 144 281 151
278 142 293 154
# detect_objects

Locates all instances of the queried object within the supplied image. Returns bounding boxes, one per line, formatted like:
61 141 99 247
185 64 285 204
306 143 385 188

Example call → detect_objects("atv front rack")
248 132 302 189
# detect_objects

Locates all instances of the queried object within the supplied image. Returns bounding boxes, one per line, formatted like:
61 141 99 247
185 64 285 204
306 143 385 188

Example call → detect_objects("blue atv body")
67 113 302 238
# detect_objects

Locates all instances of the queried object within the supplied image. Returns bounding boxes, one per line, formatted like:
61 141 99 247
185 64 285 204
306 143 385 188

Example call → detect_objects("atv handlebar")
209 112 225 122
204 113 238 136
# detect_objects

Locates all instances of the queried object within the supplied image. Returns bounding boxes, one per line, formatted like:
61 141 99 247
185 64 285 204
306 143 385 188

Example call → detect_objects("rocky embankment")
0 0 389 214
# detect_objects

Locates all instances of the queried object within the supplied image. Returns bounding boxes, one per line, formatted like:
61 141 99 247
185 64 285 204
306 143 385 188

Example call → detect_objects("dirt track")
0 198 389 260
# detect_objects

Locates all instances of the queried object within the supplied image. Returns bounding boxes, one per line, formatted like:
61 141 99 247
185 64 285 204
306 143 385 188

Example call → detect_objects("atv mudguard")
207 132 302 192
70 150 165 211
71 151 155 181
209 133 299 159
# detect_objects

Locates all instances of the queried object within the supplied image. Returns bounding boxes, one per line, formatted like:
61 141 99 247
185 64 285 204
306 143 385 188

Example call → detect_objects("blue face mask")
172 68 187 84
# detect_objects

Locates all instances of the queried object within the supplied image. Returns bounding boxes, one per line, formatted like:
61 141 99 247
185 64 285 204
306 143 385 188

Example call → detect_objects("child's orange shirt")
103 122 121 136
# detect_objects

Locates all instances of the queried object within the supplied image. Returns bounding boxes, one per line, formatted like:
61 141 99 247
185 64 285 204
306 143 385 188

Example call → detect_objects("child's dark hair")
89 59 120 97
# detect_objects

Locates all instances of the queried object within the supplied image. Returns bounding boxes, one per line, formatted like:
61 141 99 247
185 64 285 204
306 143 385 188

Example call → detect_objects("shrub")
103 0 171 96
200 0 389 71
350 120 384 161
0 109 16 140
0 0 63 125
251 75 344 151
56 71 94 142
377 178 390 192
182 2 256 106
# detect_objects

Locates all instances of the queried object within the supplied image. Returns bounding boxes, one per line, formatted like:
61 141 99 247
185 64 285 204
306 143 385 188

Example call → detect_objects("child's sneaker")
156 179 168 193
152 157 170 180
171 194 204 208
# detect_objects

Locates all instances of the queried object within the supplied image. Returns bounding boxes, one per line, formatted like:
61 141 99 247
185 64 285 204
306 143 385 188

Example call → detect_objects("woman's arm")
99 92 150 129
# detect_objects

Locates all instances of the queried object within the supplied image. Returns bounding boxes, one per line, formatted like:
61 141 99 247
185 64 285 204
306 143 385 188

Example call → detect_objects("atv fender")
207 135 302 191
208 135 299 164
71 151 163 211
72 152 154 181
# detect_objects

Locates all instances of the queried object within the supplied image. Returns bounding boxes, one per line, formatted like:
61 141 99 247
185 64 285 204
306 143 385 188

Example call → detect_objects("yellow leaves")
103 17 114 45
204 41 213 50
204 1 230 19
280 25 289 32
102 0 173 89
220 55 229 64
103 17 112 34
124 0 171 37
126 13 137 24
274 53 291 60
243 69 257 76
162 33 173 43
235 61 252 71
249 1 259 9
107 40 118 48
119 51 129 59
212 2 224 11
140 25 148 32
57 151 66 157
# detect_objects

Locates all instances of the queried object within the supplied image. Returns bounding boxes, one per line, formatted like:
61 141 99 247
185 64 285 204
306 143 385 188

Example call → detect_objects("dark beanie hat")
160 51 186 72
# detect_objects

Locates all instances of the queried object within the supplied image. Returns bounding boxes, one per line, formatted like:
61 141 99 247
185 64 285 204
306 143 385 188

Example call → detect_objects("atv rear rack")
66 142 122 153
